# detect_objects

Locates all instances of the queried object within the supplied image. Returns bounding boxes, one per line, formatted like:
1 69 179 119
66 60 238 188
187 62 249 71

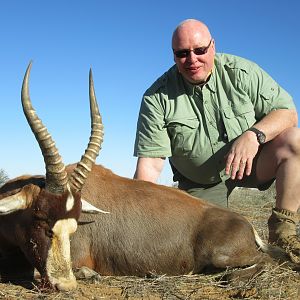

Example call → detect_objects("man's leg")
255 127 300 262
178 179 229 207
186 181 229 207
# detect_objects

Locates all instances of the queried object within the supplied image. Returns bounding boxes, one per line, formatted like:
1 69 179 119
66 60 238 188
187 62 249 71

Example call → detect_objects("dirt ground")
0 186 299 300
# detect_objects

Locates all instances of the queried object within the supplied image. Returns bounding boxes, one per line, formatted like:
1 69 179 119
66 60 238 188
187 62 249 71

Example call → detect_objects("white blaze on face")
46 218 78 291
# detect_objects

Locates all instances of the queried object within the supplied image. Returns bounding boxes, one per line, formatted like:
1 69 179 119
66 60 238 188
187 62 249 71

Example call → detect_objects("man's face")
173 28 215 84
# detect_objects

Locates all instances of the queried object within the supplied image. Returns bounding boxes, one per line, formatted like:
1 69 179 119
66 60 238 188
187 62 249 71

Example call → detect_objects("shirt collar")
180 67 216 95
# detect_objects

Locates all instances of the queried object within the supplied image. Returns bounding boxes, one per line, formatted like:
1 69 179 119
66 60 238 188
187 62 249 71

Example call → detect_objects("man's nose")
187 50 198 62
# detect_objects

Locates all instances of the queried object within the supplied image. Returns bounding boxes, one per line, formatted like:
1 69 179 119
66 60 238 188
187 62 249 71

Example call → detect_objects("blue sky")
1 0 299 186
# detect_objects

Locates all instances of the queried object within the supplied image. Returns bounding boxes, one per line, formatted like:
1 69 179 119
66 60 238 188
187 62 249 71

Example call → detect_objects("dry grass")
0 185 299 299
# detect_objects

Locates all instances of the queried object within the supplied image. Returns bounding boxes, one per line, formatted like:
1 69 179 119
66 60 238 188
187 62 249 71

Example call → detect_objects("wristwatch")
247 127 266 145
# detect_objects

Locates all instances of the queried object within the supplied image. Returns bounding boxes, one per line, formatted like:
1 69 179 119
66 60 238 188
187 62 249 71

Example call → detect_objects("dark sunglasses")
173 39 212 58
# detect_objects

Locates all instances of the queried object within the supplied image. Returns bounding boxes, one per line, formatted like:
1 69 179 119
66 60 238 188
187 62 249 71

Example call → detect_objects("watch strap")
247 127 266 145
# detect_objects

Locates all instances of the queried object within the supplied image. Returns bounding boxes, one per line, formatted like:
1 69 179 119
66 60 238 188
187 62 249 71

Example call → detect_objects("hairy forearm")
253 109 298 142
134 157 165 183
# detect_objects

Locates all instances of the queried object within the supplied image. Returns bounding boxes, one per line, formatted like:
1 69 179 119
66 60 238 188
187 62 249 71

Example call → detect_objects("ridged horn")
69 69 104 192
21 62 68 194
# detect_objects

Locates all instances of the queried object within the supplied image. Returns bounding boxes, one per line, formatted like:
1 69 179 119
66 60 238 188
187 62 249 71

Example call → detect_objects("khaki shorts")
178 175 275 207
176 146 275 207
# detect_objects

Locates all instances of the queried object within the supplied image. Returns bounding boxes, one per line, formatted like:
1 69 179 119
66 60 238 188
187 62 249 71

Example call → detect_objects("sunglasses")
173 39 212 58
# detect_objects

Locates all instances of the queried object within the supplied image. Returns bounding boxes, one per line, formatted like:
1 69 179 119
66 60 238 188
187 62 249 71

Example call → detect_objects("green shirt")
134 53 295 184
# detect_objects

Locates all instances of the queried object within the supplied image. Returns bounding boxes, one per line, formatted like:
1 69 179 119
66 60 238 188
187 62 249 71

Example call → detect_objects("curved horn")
69 69 104 192
21 62 68 194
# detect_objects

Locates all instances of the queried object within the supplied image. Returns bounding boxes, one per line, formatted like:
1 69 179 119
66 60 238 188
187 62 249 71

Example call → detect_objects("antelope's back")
68 163 211 275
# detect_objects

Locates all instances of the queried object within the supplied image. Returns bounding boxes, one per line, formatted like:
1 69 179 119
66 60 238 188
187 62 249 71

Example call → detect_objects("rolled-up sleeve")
243 63 295 119
134 93 172 158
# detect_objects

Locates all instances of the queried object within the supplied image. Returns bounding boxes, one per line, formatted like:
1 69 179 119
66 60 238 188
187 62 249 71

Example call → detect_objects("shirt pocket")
166 118 199 157
259 83 277 101
222 103 256 141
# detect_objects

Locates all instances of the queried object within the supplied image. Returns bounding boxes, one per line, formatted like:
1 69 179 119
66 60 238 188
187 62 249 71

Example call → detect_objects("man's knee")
256 128 300 181
275 127 300 155
268 126 300 168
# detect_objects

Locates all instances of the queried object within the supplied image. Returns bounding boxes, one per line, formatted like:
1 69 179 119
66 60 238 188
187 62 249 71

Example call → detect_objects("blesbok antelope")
67 165 295 280
0 63 104 291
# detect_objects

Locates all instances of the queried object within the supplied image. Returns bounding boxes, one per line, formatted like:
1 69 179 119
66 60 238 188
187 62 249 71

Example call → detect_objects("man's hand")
225 131 260 180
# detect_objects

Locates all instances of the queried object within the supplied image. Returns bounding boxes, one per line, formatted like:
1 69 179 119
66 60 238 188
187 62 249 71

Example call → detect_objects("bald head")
171 19 215 84
172 19 212 49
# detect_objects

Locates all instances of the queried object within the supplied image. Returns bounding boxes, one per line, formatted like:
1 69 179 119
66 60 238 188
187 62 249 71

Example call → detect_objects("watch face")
257 132 266 144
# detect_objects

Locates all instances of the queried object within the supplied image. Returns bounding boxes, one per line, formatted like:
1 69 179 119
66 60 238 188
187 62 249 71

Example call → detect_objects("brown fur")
68 164 271 277
0 165 290 284
0 175 81 290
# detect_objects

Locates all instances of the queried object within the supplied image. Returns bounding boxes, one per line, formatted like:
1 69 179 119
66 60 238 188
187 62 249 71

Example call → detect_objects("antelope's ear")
81 198 110 214
0 184 39 215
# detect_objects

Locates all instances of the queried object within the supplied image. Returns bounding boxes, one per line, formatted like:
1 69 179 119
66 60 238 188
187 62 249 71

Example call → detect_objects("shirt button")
209 176 216 182
223 132 228 142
